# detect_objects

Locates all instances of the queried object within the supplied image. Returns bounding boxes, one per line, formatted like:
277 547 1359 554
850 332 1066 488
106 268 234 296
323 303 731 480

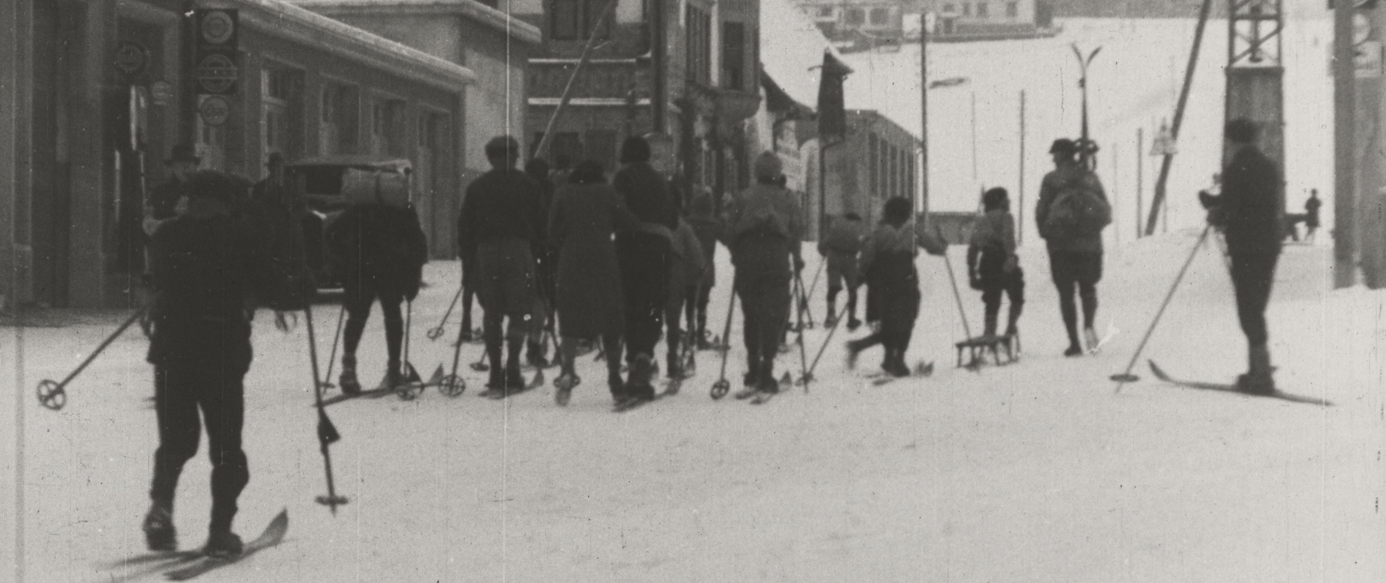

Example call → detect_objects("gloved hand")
969 271 983 291
793 255 805 273
1003 255 1018 273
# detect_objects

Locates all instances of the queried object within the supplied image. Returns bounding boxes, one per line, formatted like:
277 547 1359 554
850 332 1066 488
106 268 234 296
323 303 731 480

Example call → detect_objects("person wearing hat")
611 136 678 405
142 170 291 560
144 143 201 237
457 135 544 394
1036 137 1110 357
719 151 804 399
1197 118 1283 394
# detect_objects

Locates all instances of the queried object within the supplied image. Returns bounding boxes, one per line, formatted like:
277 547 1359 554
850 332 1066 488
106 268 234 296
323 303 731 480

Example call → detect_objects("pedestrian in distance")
457 136 545 395
525 157 559 367
612 136 678 405
1035 137 1112 356
684 189 722 349
720 152 804 399
968 187 1025 341
665 206 708 380
547 160 642 405
818 212 865 330
324 195 428 393
846 197 946 377
1197 118 1283 394
1304 189 1322 243
141 171 292 559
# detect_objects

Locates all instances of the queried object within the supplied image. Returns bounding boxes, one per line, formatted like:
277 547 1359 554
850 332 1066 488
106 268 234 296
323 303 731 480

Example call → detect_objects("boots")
1236 344 1275 395
526 340 548 367
339 356 361 395
142 502 176 551
202 529 244 560
982 309 999 341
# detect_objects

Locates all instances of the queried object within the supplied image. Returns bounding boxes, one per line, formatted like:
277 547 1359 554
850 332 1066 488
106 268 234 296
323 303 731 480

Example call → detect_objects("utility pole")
651 0 667 134
1334 0 1357 287
1145 0 1212 235
1358 0 1386 288
919 12 930 225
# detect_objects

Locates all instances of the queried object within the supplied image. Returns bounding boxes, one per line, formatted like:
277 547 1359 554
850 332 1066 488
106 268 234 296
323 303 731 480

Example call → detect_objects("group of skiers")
132 116 1285 560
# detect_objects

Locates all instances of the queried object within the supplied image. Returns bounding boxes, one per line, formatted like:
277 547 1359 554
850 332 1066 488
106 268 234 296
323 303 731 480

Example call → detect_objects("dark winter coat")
859 223 919 324
1036 163 1108 253
457 167 544 262
326 204 429 299
149 177 187 221
686 214 721 287
1305 196 1321 228
611 162 676 308
968 209 1018 285
1215 146 1283 256
146 209 278 372
549 182 640 337
612 161 677 230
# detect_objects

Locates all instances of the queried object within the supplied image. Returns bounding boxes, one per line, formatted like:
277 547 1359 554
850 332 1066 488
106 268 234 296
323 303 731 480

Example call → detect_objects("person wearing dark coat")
141 143 200 285
720 152 804 398
685 191 722 348
325 201 428 393
1035 137 1110 356
847 197 941 377
547 161 641 404
1304 189 1322 243
1198 118 1283 394
525 157 558 366
612 136 677 403
818 213 865 329
142 171 289 560
457 136 544 393
968 187 1025 340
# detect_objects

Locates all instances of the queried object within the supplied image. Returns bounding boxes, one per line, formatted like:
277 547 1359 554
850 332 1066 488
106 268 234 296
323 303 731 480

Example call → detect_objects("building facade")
2 0 475 308
292 0 541 257
509 0 763 206
796 0 1054 47
824 110 918 226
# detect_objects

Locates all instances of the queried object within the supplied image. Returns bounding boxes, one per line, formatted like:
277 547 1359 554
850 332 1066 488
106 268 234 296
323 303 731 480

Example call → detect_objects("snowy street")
3 229 1383 582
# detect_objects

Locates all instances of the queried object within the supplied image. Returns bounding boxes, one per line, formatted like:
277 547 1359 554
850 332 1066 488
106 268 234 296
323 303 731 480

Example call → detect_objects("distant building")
795 0 1057 51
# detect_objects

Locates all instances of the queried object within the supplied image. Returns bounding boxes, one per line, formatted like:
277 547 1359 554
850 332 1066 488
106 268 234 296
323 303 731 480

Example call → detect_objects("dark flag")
816 51 853 145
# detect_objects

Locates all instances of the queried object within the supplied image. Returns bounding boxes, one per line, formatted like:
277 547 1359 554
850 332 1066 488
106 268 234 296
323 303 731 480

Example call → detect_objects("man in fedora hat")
144 143 201 237
1036 137 1110 357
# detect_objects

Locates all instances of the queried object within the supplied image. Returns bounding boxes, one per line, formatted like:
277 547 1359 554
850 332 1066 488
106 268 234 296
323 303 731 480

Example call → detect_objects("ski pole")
799 297 847 386
793 268 811 393
710 279 738 400
320 304 346 390
804 259 826 306
797 268 817 329
427 287 463 340
936 225 974 341
1111 225 1211 391
305 306 348 513
37 305 150 411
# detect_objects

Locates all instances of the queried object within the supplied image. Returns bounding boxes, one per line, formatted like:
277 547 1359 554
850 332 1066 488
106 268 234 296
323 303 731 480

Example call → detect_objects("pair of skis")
107 510 287 581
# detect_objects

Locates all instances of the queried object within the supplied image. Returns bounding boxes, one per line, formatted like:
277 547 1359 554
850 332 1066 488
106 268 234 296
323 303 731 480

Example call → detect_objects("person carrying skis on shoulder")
141 171 294 559
324 192 428 394
720 152 804 399
1197 118 1283 395
612 136 677 406
818 212 865 330
457 136 544 395
1035 138 1111 356
685 188 722 349
665 202 708 380
547 160 641 405
968 187 1024 341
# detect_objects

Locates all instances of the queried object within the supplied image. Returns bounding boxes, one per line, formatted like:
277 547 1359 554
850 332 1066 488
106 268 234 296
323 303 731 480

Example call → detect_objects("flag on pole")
816 51 853 145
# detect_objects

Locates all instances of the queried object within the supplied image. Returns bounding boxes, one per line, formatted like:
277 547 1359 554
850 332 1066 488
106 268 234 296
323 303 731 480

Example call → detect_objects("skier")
1197 118 1283 394
141 171 289 558
846 197 946 377
968 187 1024 340
526 157 558 367
324 197 428 393
612 136 677 405
665 208 708 380
721 152 804 399
457 136 544 394
1035 138 1111 356
817 212 865 330
685 189 721 349
547 160 640 405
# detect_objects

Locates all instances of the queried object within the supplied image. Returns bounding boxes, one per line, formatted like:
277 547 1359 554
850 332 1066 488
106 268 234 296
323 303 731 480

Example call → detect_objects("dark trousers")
619 238 670 363
1049 250 1103 347
1230 252 1279 347
684 284 712 339
854 285 920 356
733 236 793 382
342 280 404 370
981 267 1025 334
150 362 249 534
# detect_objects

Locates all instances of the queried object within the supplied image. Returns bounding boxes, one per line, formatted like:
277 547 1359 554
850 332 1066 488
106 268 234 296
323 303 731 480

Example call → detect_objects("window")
817 6 833 17
372 99 406 157
262 67 303 161
551 0 608 41
962 3 971 16
1006 1 1018 17
722 22 745 90
942 3 956 13
586 129 617 171
552 132 583 169
320 83 358 155
685 5 712 86
869 7 889 25
845 8 864 25
977 2 988 17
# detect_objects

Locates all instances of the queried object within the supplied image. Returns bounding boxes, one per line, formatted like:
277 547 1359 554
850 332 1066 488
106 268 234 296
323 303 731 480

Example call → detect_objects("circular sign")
1355 13 1372 45
199 95 231 127
200 11 235 45
115 42 148 76
149 81 174 105
196 53 238 94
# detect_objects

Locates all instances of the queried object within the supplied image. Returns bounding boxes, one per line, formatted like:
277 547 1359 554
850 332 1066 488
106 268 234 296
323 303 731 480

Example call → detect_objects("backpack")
1045 171 1111 239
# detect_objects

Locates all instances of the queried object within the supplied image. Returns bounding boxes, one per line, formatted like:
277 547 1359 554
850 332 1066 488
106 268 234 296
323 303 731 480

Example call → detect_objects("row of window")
867 132 914 205
941 2 1021 18
820 2 1020 24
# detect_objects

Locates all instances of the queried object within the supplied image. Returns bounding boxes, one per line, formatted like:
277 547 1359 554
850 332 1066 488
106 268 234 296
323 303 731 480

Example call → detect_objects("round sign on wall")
200 10 236 45
199 95 232 127
115 42 148 76
196 53 238 94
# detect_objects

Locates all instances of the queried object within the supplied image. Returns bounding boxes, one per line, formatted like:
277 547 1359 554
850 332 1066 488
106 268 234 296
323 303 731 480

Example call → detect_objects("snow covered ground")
4 225 1384 582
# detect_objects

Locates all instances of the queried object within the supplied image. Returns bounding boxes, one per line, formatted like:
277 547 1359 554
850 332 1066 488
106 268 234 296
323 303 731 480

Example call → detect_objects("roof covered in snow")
759 0 844 110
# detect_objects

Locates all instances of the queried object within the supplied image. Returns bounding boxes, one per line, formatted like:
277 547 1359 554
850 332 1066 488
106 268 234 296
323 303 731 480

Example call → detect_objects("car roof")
286 155 412 173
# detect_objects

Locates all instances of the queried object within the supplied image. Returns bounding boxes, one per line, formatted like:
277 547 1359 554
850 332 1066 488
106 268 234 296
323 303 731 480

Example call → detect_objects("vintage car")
284 155 413 288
